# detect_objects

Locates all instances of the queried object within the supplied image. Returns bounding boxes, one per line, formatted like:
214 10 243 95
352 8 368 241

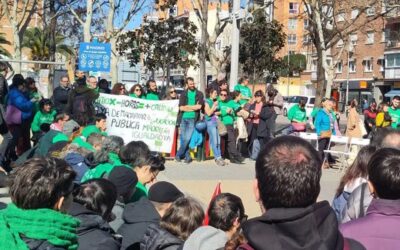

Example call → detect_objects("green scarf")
0 203 79 250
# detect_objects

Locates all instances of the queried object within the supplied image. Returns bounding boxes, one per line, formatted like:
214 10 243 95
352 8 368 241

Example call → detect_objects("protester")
287 99 307 133
242 136 364 249
7 75 34 156
176 77 204 164
375 102 392 129
218 89 243 164
30 98 57 144
247 90 274 160
0 61 12 172
204 86 225 166
129 83 146 99
0 157 79 249
81 135 124 182
332 145 376 221
208 72 226 94
53 75 71 112
69 179 120 250
340 148 400 249
218 80 230 97
146 80 160 100
111 82 127 95
107 166 138 231
50 112 70 132
266 86 283 136
141 196 204 250
98 79 111 94
66 72 99 126
118 181 184 250
184 193 246 250
81 113 108 139
25 77 41 114
363 102 377 136
388 95 400 129
164 86 179 100
234 76 252 105
315 98 335 167
346 99 363 138
119 141 165 201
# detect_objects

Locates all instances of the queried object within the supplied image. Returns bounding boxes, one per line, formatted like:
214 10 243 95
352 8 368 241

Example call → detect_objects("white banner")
96 94 179 153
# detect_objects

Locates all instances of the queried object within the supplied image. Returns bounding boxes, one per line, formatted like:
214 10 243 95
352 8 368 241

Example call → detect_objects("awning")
384 90 400 97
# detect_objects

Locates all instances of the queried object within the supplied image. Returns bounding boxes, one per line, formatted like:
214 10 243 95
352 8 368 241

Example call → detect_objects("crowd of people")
1 61 400 249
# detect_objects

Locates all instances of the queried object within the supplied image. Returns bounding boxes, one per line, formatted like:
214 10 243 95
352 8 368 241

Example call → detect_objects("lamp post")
346 42 354 112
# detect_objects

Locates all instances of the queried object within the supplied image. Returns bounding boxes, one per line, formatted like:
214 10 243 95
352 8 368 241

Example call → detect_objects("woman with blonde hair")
164 86 179 100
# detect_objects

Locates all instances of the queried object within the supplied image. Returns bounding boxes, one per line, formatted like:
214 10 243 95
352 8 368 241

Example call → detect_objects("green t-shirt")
129 93 145 99
388 107 400 129
234 84 252 105
81 153 127 182
72 136 95 152
204 98 215 121
81 125 107 139
146 92 159 100
218 100 239 125
182 90 196 119
31 110 57 132
288 104 306 122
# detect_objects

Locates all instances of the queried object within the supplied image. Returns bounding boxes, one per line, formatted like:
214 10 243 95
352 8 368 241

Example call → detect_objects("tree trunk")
83 0 93 42
315 46 325 107
48 0 57 96
199 0 208 92
110 38 118 84
11 20 22 73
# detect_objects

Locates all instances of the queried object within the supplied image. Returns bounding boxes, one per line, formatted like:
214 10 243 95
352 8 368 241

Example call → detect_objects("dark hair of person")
39 98 52 111
225 232 249 250
148 153 166 172
73 178 117 221
368 148 400 200
98 79 110 93
350 99 358 108
119 141 151 168
53 112 69 123
87 133 104 147
9 157 76 209
208 193 245 232
10 74 25 89
160 196 204 241
231 90 241 101
146 79 156 89
206 86 217 98
218 79 228 87
254 90 266 104
111 82 126 95
129 84 145 96
255 136 322 209
0 61 8 72
377 102 389 113
335 145 377 196
393 95 400 101
185 77 194 84
93 135 124 163
371 128 400 148
239 76 249 84
95 113 107 122
220 89 228 95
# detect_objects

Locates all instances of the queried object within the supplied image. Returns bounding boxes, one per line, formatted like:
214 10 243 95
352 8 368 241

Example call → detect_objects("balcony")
385 39 400 50
385 5 400 22
384 68 400 79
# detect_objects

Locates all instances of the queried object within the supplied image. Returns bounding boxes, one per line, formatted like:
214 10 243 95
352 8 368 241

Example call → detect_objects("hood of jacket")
242 201 344 250
68 202 114 235
183 226 227 250
141 223 183 250
65 152 85 165
122 197 160 224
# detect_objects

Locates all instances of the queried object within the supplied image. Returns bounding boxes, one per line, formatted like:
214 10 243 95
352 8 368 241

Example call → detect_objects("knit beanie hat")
108 166 138 197
148 181 183 203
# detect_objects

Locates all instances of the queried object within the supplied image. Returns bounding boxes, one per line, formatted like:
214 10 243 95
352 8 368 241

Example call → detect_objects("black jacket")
68 202 120 250
247 103 274 138
23 237 65 250
52 86 70 112
66 83 99 121
118 197 161 250
242 201 365 250
178 89 204 123
140 223 183 250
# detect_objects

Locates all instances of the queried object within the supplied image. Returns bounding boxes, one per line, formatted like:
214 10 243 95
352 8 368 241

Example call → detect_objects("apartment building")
331 3 386 105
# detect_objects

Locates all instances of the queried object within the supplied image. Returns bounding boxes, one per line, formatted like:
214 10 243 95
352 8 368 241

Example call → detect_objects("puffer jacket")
140 223 183 250
7 87 33 121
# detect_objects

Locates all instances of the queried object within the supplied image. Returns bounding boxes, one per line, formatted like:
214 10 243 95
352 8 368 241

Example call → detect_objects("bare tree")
1 0 38 73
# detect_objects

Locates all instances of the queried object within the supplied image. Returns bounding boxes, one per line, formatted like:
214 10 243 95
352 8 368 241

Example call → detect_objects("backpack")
72 93 89 115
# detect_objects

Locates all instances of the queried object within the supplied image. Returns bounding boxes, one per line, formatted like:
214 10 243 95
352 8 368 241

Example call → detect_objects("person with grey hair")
53 75 71 112
81 135 125 182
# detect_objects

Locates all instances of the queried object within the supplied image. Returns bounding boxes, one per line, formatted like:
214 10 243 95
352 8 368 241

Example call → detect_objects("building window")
366 31 374 44
169 5 178 17
366 6 375 16
384 29 390 43
364 59 373 72
288 34 297 44
337 12 345 22
337 39 344 47
289 2 299 14
288 18 297 29
349 61 356 73
336 61 343 73
350 33 358 45
351 9 359 19
303 19 309 29
386 54 400 68
303 34 311 44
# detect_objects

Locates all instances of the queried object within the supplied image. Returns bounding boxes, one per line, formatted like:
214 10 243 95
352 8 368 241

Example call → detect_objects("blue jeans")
176 119 195 160
206 120 221 159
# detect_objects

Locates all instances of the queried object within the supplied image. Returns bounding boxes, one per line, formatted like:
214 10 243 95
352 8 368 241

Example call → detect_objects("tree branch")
67 3 84 25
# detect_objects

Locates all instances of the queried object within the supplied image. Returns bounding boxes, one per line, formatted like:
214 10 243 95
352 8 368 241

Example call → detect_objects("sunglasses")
220 94 227 96
170 90 176 93
134 89 141 91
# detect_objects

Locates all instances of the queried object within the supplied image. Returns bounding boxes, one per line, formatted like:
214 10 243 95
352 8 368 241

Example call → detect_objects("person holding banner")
176 77 204 164
145 80 160 100
129 84 146 99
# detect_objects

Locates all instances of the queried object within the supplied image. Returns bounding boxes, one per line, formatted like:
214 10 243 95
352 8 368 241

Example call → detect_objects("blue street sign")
78 42 111 72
